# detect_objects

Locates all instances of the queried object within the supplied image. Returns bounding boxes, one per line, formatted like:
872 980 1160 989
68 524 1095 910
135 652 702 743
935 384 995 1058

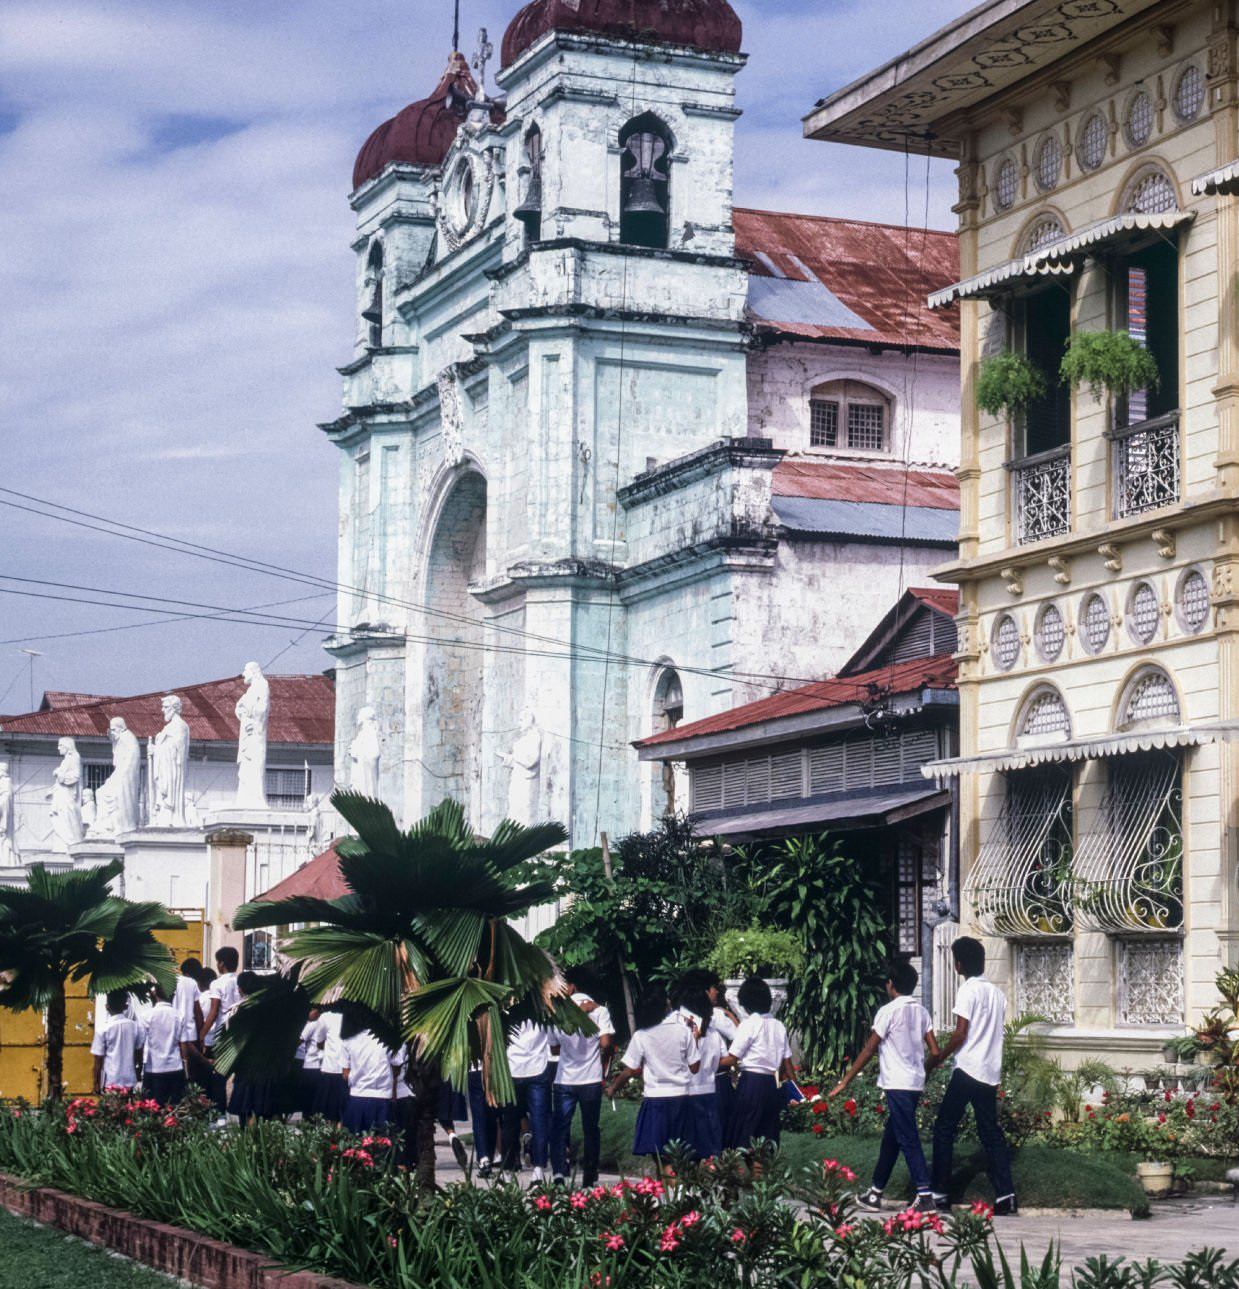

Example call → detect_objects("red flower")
843 1099 857 1117
812 1123 825 1136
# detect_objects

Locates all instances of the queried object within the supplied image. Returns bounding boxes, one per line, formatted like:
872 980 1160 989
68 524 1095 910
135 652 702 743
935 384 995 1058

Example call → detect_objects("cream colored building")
806 0 1239 1064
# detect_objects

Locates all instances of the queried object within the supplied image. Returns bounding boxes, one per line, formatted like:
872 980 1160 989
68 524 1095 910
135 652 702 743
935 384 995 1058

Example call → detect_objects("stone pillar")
206 829 250 963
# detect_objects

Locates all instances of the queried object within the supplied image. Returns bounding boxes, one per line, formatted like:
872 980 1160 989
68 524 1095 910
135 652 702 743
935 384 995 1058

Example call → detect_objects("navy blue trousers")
873 1088 931 1194
551 1081 602 1182
932 1069 1014 1199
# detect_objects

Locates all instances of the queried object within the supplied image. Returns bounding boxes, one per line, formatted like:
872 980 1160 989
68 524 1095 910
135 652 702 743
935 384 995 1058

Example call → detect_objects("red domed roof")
501 0 742 68
352 53 476 190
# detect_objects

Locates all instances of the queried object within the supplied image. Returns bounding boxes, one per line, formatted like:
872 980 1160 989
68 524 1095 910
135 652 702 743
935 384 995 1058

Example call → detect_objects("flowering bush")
58 1089 215 1145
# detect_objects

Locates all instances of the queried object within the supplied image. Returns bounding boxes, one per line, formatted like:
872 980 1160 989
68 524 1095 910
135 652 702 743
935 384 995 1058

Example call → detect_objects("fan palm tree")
226 791 593 1186
0 861 185 1100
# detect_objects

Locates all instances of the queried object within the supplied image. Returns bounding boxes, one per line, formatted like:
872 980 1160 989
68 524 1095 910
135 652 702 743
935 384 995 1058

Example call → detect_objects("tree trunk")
45 983 66 1102
414 1064 442 1192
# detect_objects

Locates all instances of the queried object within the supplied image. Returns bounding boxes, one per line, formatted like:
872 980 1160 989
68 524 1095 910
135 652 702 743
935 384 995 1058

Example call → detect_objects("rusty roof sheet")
0 674 335 745
256 842 347 903
734 207 960 351
772 459 960 509
909 586 959 616
635 653 957 749
39 691 114 711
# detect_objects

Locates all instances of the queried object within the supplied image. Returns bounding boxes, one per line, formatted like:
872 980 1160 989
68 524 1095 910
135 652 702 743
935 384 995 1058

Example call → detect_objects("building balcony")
1108 411 1180 519
1008 445 1070 546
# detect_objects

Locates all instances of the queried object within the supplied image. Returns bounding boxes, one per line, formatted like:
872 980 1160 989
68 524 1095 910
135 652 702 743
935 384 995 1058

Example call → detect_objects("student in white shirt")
926 936 1016 1216
295 1009 324 1116
225 972 281 1122
200 946 242 1112
142 985 186 1106
174 958 209 1092
499 1020 554 1180
829 960 938 1211
550 971 615 1186
91 990 145 1093
680 987 727 1159
313 1008 348 1123
718 976 793 1153
340 1019 399 1132
606 987 699 1164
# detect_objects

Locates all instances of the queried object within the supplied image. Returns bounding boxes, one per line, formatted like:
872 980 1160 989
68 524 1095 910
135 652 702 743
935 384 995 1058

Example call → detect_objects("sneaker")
521 1131 533 1168
552 1174 567 1187
450 1135 469 1171
994 1195 1019 1218
933 1195 952 1214
910 1193 937 1214
477 1158 493 1180
856 1187 883 1212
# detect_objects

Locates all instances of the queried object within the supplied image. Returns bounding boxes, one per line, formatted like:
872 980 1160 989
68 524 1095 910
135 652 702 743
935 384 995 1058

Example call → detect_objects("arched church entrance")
422 470 487 821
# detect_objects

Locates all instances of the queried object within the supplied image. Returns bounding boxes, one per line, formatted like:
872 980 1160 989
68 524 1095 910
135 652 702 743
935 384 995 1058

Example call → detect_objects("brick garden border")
0 1172 363 1289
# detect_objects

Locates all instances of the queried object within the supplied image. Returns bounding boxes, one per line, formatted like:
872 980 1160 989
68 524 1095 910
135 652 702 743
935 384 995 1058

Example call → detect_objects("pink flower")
730 1229 747 1245
680 1211 701 1228
570 1191 589 1210
823 1158 839 1172
533 1195 553 1212
388 1236 399 1248
839 1166 857 1184
601 1232 624 1251
835 1224 855 1239
970 1201 994 1221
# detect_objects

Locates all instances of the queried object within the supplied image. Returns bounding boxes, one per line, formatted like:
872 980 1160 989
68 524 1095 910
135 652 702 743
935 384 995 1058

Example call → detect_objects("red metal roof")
40 691 113 711
635 654 958 749
256 842 347 903
909 587 959 617
0 674 335 745
733 208 959 350
772 460 960 510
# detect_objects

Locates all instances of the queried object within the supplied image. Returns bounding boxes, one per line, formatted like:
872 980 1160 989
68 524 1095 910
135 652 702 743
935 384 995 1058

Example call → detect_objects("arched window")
1118 667 1180 729
808 379 891 452
362 240 384 348
619 113 671 249
651 668 685 818
1016 684 1071 744
514 125 543 243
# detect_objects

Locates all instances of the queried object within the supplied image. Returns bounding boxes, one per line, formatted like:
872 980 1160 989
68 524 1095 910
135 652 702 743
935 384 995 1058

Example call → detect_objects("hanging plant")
1059 330 1159 401
976 352 1048 419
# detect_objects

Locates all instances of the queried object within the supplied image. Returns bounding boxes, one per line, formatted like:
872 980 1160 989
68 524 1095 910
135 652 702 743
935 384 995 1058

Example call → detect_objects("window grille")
1125 91 1154 147
690 765 722 812
1119 938 1184 1025
1082 594 1110 654
965 769 1074 937
992 615 1021 671
995 158 1018 209
1173 65 1204 122
888 609 956 663
1079 114 1107 170
809 399 838 447
1177 569 1210 633
1020 688 1070 739
1023 215 1065 254
265 767 309 809
896 835 921 954
1074 753 1183 934
847 402 886 451
1016 943 1075 1024
1127 583 1160 644
1122 669 1180 726
1126 171 1177 215
1036 603 1065 662
1035 137 1062 191
1113 413 1180 515
83 763 111 794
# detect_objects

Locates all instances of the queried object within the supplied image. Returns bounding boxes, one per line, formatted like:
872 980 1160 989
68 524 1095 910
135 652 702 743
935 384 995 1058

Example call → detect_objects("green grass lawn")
0 1210 174 1289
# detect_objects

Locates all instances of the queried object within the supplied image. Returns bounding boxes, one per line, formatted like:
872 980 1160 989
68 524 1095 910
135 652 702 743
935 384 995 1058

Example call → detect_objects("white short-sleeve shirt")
299 1018 325 1070
872 995 932 1091
91 1015 144 1089
173 975 201 1038
953 976 1006 1087
342 1031 399 1099
508 1021 553 1080
620 1015 693 1098
203 972 241 1047
728 1013 791 1075
142 1001 184 1075
690 1026 727 1094
320 1011 346 1074
554 994 615 1086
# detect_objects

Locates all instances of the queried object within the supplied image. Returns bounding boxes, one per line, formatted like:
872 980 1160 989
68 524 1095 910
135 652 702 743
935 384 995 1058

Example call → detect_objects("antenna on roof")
452 0 461 53
17 648 43 711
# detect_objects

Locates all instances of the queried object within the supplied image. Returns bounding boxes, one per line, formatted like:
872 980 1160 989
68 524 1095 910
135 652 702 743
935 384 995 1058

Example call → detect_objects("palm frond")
214 971 311 1079
330 790 404 854
471 821 569 872
402 977 511 1097
233 893 370 932
406 798 472 847
414 909 487 978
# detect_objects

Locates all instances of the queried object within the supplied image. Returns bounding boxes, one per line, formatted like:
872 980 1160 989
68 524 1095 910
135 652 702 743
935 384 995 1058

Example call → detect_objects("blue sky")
0 0 966 707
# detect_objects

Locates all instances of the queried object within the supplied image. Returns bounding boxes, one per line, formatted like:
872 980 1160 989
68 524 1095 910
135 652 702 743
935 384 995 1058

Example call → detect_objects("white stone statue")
306 792 325 852
234 661 270 809
349 706 381 798
0 762 17 865
90 717 141 838
149 695 190 826
47 737 84 853
500 706 543 826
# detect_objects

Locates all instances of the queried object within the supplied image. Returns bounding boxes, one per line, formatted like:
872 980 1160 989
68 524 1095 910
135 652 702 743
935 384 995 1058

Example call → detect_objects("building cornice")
618 438 781 508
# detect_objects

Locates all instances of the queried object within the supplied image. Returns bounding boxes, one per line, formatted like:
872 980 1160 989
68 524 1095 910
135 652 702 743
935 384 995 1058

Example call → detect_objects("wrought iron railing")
1008 446 1071 545
1109 412 1180 518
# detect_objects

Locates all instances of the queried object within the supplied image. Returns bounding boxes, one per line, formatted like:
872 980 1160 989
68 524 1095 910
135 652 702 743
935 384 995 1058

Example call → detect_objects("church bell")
622 175 665 217
513 169 542 231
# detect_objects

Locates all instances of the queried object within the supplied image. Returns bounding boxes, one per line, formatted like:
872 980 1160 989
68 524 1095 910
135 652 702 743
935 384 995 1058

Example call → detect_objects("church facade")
324 0 962 848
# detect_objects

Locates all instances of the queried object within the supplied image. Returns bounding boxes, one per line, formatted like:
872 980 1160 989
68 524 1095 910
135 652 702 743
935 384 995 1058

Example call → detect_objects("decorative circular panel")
995 158 1019 210
992 614 1021 670
1036 603 1065 661
1082 593 1110 654
1125 91 1153 147
1128 582 1160 644
1176 569 1209 633
1036 135 1062 191
1173 65 1204 122
1079 113 1107 170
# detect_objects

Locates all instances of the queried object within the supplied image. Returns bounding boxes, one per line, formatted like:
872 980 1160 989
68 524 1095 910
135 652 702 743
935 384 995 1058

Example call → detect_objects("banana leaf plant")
224 791 593 1186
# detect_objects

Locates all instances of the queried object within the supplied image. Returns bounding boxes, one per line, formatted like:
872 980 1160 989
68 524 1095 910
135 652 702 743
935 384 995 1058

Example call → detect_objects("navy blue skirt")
688 1092 722 1159
632 1095 690 1157
343 1095 392 1133
313 1072 349 1123
229 1078 279 1121
724 1072 782 1150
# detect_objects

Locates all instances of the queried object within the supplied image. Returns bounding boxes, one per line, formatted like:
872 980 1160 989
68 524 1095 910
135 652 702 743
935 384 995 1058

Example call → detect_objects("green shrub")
1059 330 1158 401
976 352 1049 419
706 926 804 979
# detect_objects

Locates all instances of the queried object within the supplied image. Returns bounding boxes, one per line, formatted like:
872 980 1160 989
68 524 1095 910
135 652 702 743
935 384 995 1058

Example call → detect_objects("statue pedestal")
116 827 209 912
67 837 124 871
203 806 311 835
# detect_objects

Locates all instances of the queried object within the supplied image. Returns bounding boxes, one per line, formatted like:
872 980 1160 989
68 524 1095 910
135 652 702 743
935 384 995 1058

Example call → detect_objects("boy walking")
927 936 1016 1216
550 971 615 1187
829 960 938 1211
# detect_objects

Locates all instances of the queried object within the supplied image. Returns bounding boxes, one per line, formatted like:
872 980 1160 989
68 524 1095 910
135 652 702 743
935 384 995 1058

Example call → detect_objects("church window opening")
651 668 685 817
362 241 384 348
265 767 310 808
619 114 671 249
808 380 890 452
514 125 543 243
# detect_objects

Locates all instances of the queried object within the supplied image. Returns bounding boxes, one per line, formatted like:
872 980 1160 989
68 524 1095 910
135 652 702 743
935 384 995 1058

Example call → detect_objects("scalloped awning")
1192 160 1239 196
921 720 1239 778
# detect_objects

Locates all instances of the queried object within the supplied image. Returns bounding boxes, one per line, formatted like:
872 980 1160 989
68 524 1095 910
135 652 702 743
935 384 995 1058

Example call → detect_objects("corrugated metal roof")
636 653 957 749
0 674 335 745
735 207 960 351
691 784 951 840
40 691 113 711
909 587 959 617
772 459 960 508
256 842 346 902
771 495 957 543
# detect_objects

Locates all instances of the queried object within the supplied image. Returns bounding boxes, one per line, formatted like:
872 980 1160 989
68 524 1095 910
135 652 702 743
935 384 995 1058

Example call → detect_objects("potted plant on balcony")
975 352 1048 419
707 925 804 1018
1059 330 1159 402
